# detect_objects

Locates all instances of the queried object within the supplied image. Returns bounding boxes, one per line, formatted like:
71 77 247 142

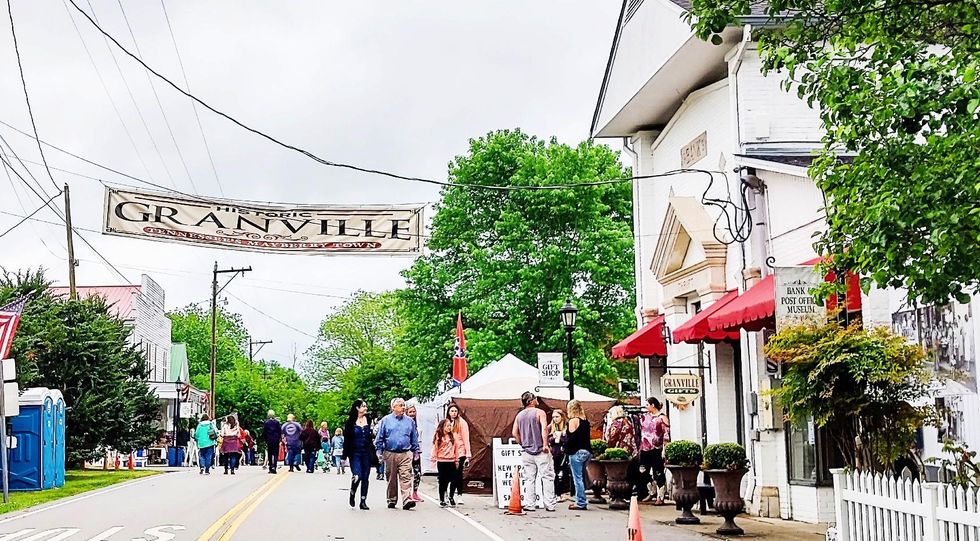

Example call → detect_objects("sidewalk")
633 500 828 540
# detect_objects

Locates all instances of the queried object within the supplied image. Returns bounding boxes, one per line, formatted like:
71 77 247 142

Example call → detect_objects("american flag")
0 294 30 360
452 312 467 385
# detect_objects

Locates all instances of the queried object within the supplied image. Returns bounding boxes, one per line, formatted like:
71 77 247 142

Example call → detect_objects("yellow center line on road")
215 473 289 541
195 473 289 541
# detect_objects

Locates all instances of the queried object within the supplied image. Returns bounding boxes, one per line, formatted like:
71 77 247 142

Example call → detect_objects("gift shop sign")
103 187 423 254
774 266 826 331
661 373 701 405
537 352 564 387
492 438 545 509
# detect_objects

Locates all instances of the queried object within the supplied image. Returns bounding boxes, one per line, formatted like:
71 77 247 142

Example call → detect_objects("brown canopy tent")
452 377 616 489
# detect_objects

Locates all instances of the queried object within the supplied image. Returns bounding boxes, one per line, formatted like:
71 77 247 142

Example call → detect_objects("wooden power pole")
63 183 77 300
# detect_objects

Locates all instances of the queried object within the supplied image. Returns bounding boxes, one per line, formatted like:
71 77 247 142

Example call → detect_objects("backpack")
207 423 218 441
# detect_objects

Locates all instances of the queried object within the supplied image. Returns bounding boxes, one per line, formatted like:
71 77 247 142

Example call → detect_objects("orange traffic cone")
128 452 135 471
627 496 643 541
504 468 525 515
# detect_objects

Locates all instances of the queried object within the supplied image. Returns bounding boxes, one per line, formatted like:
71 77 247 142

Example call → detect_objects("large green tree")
1 269 159 466
304 291 411 425
687 0 980 304
168 304 248 377
399 129 636 399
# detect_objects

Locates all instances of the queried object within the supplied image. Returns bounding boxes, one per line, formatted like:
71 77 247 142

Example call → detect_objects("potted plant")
586 439 608 504
598 447 631 510
664 440 703 524
703 443 750 535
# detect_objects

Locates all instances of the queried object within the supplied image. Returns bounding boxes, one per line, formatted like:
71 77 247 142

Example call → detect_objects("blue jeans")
304 449 317 472
569 449 591 508
349 452 372 498
199 446 215 473
225 452 240 472
286 446 302 468
332 455 344 469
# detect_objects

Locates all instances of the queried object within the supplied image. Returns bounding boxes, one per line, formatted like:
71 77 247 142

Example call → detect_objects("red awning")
612 315 667 358
707 258 864 333
672 290 741 344
707 276 776 333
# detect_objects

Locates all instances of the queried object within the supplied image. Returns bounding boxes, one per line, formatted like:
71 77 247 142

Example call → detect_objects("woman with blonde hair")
549 409 571 501
564 400 591 510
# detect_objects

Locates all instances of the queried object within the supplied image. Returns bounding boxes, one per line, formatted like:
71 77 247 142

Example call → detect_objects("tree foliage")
169 306 329 442
765 320 935 472
1 269 159 466
399 129 636 398
304 291 411 427
687 0 980 304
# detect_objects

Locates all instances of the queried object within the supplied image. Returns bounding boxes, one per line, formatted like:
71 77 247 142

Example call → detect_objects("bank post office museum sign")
774 266 826 330
103 187 424 254
661 373 702 406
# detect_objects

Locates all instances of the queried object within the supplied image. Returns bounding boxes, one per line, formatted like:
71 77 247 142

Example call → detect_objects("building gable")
651 197 728 301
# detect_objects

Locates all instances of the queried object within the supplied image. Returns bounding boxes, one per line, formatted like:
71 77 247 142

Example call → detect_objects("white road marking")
83 527 123 541
20 529 80 541
132 525 185 541
0 529 35 541
0 474 176 525
418 491 507 541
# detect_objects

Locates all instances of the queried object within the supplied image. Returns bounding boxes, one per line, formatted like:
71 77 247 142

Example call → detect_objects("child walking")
430 419 460 507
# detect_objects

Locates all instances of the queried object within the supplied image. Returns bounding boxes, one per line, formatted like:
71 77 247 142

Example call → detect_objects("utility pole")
249 339 272 363
210 263 252 418
63 183 77 300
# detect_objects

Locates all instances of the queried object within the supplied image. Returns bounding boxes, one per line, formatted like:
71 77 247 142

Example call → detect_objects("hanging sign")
103 187 424 254
537 352 564 387
774 266 826 331
661 373 701 405
491 438 545 509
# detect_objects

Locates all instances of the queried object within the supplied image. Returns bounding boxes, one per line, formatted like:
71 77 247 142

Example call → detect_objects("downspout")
622 136 649 403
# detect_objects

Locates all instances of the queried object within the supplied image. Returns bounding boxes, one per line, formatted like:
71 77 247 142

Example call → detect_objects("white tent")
414 354 535 473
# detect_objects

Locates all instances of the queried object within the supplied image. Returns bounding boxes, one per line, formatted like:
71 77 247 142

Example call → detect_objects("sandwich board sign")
492 438 544 509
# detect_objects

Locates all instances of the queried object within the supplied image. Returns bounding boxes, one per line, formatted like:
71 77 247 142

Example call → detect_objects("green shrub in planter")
703 443 749 470
590 439 608 456
664 440 703 467
602 447 630 461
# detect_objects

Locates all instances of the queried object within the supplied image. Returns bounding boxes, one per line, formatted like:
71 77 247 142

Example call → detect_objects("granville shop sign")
103 187 423 254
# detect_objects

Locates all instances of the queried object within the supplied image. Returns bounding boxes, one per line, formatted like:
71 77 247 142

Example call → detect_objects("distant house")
50 274 171 381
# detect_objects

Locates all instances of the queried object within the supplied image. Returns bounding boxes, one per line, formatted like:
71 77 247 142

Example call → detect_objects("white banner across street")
102 187 424 254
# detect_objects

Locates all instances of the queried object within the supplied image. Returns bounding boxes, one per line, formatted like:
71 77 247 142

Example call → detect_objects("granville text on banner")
102 187 424 254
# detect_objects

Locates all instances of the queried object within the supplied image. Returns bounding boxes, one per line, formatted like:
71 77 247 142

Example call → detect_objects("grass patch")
0 469 160 515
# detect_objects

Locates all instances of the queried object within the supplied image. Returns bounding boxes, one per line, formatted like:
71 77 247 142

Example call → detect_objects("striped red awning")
672 290 741 344
612 315 667 359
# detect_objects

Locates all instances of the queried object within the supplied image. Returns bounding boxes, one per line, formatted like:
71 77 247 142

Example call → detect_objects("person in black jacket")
343 398 379 510
262 410 283 474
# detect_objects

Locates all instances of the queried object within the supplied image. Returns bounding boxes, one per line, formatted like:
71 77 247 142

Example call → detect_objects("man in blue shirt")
374 397 420 510
282 414 303 472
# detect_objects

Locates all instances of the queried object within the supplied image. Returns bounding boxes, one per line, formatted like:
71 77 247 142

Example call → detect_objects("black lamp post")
559 299 578 400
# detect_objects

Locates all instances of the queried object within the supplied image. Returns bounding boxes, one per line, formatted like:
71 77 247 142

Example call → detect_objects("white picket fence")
831 468 980 541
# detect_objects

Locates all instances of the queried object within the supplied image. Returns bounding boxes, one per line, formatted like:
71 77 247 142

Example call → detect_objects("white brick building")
595 0 980 524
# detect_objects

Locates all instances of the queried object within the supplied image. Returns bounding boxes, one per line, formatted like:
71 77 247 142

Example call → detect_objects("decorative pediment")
650 197 728 300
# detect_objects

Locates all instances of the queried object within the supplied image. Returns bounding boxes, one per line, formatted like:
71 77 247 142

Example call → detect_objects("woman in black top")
342 399 379 510
564 399 592 510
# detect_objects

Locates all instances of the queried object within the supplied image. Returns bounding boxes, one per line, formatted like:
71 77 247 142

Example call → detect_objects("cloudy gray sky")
0 1 620 366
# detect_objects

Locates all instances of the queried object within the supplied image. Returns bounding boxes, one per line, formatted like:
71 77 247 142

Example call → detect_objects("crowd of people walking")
189 392 671 514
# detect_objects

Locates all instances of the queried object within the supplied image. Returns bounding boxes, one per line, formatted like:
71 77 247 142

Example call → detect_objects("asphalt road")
0 466 708 540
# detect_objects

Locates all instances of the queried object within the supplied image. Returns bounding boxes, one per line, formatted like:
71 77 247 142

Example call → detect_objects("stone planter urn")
585 460 607 504
706 469 748 535
666 465 701 524
600 460 631 510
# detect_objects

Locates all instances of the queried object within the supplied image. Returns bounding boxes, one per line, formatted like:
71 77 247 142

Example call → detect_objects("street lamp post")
559 299 578 400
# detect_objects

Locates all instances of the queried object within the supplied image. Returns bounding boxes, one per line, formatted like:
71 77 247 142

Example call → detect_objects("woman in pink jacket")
430 419 460 507
446 403 471 504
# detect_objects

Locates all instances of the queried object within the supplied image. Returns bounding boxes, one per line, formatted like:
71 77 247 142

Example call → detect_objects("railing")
831 468 980 541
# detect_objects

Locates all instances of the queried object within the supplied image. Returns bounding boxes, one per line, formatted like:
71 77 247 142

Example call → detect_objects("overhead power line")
64 0 724 192
158 0 224 197
0 189 61 239
225 291 318 339
6 0 59 192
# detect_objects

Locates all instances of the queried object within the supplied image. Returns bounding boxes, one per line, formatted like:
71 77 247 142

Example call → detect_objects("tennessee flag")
452 312 467 385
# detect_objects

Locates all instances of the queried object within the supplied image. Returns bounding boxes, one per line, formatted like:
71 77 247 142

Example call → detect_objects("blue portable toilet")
7 388 65 491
